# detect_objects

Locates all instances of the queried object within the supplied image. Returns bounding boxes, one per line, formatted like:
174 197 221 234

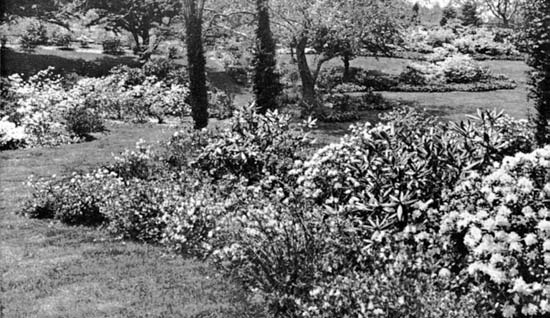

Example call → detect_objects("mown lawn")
0 121 262 318
279 54 534 122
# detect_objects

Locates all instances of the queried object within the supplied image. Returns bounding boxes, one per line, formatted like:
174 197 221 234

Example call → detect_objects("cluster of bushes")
403 25 523 60
0 63 191 150
396 54 516 92
317 67 399 93
315 54 515 95
18 23 75 52
1 68 105 150
24 103 550 317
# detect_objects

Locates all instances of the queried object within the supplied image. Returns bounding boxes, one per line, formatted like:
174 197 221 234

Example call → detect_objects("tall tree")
524 0 550 145
482 0 522 27
461 0 481 26
253 0 282 114
183 0 209 129
77 0 181 54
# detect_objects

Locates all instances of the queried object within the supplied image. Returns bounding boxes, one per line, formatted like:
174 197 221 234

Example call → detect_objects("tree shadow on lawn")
1 48 141 78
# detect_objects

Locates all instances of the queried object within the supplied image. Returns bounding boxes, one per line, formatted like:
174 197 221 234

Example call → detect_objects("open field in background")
2 47 533 121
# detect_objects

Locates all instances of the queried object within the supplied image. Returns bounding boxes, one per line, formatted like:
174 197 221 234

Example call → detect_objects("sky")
413 0 451 8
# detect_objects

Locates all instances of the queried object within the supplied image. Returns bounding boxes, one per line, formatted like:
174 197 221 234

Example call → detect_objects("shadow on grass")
1 48 141 78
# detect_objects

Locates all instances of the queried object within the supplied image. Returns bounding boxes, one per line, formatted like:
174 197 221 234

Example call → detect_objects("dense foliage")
23 103 546 317
0 66 190 150
523 0 550 145
253 0 282 114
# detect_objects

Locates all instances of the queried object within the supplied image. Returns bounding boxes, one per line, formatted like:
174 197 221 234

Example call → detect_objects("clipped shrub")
102 38 124 55
51 31 73 50
440 146 550 318
63 106 105 139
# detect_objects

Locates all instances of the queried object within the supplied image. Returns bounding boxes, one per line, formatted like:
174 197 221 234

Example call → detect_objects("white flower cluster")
441 146 550 317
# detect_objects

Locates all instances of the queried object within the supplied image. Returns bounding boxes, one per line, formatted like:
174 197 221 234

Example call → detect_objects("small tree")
461 1 481 26
253 0 282 114
440 5 458 26
524 0 550 145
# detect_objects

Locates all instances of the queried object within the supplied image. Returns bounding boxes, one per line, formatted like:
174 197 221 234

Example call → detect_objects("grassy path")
0 122 258 318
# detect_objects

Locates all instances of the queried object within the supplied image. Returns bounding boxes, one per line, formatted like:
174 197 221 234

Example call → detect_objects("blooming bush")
193 104 316 183
2 69 87 148
292 108 534 230
440 146 550 317
404 26 522 59
398 54 516 91
0 118 27 150
23 170 119 225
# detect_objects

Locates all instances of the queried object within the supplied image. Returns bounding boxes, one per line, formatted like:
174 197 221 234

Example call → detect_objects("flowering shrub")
292 108 534 230
440 146 550 317
452 28 520 57
0 118 27 150
1 66 191 148
193 104 316 183
23 170 119 225
2 69 85 148
101 178 177 242
398 54 516 91
104 139 158 180
404 26 522 59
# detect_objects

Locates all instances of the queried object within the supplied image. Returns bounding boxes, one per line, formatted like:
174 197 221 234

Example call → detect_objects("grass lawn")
1 47 141 78
279 54 534 122
0 121 262 318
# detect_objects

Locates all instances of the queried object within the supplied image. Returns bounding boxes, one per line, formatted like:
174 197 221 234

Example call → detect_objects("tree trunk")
295 36 317 107
342 53 351 82
501 16 509 28
185 4 209 129
289 37 296 63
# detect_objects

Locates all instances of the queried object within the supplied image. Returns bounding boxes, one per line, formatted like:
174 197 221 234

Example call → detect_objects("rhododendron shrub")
440 146 550 317
293 108 534 230
193 104 316 183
